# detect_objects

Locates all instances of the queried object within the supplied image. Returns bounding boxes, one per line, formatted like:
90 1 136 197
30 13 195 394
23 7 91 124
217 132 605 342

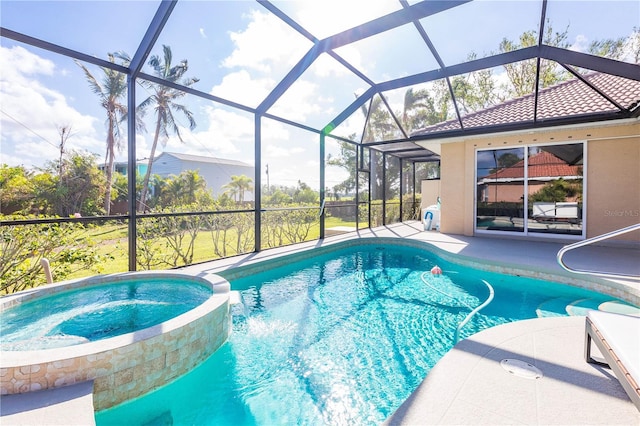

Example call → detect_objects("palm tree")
165 170 207 205
223 175 254 203
137 45 199 212
180 169 207 204
402 88 429 127
76 52 130 215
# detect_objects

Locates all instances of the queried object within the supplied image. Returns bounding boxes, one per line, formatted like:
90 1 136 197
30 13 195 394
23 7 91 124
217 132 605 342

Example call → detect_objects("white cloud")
211 70 274 107
199 28 207 39
292 0 399 40
130 134 150 162
0 45 102 169
213 7 365 129
570 34 589 53
222 9 310 73
188 107 254 160
331 114 364 140
314 49 364 77
269 79 322 121
135 105 256 166
265 145 291 158
262 118 290 141
0 45 55 81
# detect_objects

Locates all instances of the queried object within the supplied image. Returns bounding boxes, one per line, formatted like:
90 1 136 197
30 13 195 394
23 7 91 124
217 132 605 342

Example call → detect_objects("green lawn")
67 215 357 279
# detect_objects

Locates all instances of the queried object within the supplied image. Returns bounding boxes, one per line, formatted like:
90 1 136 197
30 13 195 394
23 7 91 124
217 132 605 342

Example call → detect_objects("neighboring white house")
98 161 148 177
150 152 255 201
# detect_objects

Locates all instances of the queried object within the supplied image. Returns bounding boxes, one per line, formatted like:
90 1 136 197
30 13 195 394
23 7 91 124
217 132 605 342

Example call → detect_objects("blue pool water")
95 243 635 425
1 278 212 351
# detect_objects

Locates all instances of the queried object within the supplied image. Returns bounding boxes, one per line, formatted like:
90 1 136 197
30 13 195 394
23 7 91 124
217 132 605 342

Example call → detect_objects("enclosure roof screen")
1 0 639 163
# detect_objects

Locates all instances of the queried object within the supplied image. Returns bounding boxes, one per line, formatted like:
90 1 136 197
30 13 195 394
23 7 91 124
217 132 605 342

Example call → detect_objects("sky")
1 0 638 191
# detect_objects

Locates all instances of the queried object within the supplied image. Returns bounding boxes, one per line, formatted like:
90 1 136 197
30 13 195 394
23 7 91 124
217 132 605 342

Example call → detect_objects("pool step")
566 298 602 316
536 297 575 318
598 301 640 316
536 297 639 318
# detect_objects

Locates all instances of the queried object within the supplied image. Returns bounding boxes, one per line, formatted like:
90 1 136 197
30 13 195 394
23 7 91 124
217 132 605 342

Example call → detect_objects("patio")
1 0 639 424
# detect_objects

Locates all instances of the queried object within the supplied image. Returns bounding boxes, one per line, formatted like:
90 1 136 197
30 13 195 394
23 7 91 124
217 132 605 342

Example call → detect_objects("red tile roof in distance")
413 72 640 136
482 150 582 180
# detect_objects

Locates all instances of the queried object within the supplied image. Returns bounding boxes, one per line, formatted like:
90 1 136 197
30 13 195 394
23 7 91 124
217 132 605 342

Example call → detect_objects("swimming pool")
95 242 636 425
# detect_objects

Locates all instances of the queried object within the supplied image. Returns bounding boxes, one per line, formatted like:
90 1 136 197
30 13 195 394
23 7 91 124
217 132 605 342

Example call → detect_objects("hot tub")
0 271 232 410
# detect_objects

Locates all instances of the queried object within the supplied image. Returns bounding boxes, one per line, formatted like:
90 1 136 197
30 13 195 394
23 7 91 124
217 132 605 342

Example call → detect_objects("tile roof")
412 73 640 136
481 150 582 181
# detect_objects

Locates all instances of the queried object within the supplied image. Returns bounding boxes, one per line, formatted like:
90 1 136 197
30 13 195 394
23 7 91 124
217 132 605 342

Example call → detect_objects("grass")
66 216 357 279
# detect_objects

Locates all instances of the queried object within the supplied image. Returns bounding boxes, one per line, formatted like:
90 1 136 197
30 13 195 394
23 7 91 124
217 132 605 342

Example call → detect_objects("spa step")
229 290 242 305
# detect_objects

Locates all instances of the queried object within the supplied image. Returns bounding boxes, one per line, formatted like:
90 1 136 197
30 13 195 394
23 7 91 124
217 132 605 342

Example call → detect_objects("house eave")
411 116 639 147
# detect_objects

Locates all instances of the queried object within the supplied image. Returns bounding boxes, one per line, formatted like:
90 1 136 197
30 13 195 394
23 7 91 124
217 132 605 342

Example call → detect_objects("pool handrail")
557 223 640 279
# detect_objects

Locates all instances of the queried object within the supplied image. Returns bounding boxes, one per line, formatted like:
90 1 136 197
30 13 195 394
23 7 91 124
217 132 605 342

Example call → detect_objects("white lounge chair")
585 310 640 411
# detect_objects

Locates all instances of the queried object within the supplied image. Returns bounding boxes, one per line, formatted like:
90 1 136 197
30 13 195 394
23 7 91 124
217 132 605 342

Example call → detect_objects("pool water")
1 278 212 351
95 244 634 425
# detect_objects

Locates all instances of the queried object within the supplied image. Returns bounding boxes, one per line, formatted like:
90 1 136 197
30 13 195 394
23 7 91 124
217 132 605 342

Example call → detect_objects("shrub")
0 215 106 294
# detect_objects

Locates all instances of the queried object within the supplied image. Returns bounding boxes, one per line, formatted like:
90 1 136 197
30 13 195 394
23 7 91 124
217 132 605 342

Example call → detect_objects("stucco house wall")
437 121 639 243
587 130 640 240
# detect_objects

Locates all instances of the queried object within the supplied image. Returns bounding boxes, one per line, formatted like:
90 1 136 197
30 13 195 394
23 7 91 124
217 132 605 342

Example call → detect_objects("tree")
156 170 212 208
629 27 640 64
56 124 73 178
111 172 129 203
362 95 397 143
76 52 130 215
327 142 357 197
402 88 430 131
293 181 318 204
498 21 571 97
264 189 292 205
223 175 254 203
449 54 497 114
137 45 199 212
589 27 640 64
497 152 521 169
589 38 627 61
38 150 106 217
0 165 35 214
530 178 581 203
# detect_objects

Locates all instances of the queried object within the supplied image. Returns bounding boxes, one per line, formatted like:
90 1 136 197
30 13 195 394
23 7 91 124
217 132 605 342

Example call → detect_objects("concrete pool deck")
386 316 640 425
2 222 639 425
0 381 95 425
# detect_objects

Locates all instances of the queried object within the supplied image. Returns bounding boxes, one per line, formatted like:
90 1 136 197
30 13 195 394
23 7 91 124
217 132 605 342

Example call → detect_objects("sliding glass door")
476 143 584 236
476 147 526 232
527 144 583 235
